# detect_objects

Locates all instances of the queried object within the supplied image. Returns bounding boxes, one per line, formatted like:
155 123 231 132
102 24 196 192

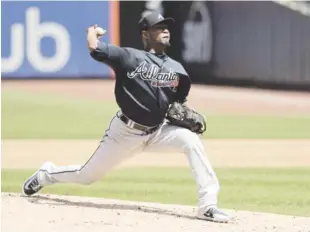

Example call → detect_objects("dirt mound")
2 193 309 232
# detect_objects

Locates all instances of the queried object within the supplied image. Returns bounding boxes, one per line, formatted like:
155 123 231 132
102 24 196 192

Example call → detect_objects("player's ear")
142 30 148 41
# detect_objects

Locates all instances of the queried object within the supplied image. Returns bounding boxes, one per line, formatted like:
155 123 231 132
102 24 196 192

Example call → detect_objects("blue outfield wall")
1 1 117 79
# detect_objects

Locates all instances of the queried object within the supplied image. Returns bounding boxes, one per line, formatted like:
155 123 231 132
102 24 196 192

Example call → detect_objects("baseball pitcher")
22 12 230 223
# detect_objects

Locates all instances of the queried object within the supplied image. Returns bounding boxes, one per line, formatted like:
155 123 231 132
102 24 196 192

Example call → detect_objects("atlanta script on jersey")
127 61 179 89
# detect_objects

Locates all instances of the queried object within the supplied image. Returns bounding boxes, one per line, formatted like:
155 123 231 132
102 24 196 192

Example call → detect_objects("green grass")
1 90 117 139
2 167 310 217
2 90 310 139
205 115 310 139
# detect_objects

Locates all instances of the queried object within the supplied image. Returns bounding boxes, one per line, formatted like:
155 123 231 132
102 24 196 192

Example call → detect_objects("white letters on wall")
1 7 71 73
1 24 24 73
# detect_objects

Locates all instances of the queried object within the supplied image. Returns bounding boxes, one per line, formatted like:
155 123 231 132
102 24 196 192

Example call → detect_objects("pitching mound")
2 193 309 232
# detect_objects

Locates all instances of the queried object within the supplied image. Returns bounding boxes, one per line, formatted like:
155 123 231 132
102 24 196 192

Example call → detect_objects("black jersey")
90 42 191 127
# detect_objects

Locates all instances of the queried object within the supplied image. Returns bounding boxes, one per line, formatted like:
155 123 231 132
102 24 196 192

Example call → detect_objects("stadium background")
2 1 310 90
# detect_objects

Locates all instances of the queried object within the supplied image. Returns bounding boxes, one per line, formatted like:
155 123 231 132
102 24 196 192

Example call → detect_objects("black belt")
118 113 160 134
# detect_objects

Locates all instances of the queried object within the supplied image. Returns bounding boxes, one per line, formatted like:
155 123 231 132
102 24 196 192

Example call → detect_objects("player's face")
148 24 170 46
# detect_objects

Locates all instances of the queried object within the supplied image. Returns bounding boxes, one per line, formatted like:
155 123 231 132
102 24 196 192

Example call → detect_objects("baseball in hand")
95 27 106 36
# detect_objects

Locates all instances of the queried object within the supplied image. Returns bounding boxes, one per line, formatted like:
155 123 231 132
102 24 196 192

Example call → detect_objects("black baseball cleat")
197 207 230 223
22 171 43 196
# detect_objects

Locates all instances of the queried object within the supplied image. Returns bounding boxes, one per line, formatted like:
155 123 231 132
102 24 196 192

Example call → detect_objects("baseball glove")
166 102 206 134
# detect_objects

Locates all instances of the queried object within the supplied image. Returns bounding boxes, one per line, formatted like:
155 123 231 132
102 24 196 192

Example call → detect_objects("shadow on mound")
26 195 199 221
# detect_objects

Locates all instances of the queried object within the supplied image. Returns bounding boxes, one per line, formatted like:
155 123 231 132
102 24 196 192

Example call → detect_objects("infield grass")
2 167 310 217
2 90 310 139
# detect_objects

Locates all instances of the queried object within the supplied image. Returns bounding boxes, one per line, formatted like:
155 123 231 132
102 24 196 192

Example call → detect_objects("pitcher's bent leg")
36 116 148 187
37 136 121 186
146 124 220 213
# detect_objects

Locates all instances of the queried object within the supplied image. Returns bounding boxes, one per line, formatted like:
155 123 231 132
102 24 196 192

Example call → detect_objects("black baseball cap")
138 12 175 31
